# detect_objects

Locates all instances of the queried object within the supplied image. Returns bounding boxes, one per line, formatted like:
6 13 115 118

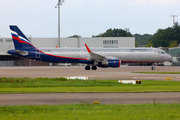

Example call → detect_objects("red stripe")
121 61 162 63
12 35 29 44
12 35 84 60
12 36 21 41
12 35 45 54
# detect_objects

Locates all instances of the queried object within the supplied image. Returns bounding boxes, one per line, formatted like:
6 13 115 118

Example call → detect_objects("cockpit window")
161 51 166 54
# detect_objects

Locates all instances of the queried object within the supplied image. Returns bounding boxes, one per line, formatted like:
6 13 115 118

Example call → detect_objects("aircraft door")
80 50 85 58
153 49 157 57
121 50 125 57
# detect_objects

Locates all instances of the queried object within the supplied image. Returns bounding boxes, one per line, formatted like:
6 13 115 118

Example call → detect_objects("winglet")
85 44 91 52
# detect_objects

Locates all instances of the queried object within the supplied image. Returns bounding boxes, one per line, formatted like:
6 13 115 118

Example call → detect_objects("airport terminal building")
0 37 135 66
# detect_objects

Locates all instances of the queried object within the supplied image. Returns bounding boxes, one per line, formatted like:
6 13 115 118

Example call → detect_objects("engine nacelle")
98 59 121 68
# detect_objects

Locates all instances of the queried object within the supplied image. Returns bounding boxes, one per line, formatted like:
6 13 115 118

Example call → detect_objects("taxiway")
0 66 179 80
0 93 180 106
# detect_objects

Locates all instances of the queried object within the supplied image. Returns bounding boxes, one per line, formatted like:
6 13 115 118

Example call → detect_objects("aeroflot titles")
129 49 147 51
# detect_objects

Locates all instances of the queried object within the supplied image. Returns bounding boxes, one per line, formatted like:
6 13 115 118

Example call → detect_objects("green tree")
135 41 138 47
133 34 152 45
68 35 81 38
169 40 179 48
147 22 180 47
93 28 132 37
173 22 180 42
145 40 153 47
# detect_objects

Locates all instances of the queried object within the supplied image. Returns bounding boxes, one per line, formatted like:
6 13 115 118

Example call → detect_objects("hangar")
0 37 135 66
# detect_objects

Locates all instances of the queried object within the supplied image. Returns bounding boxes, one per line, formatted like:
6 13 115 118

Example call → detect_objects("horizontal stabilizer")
15 50 28 56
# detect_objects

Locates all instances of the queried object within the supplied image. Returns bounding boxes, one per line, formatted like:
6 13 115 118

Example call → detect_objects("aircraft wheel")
85 66 90 70
151 66 155 70
92 66 97 70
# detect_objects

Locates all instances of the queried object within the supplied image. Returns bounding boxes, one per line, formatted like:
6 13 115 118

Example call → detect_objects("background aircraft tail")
10 25 36 50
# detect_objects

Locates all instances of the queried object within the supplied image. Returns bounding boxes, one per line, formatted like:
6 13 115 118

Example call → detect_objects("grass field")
0 77 180 93
1 78 180 120
0 104 180 120
134 72 180 74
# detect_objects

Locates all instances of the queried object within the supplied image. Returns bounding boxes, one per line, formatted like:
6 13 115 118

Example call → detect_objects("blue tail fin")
10 25 35 50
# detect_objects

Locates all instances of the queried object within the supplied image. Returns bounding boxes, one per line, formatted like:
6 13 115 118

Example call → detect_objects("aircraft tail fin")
9 25 36 50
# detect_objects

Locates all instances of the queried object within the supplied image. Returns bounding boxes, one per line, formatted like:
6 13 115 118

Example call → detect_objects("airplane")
7 25 172 70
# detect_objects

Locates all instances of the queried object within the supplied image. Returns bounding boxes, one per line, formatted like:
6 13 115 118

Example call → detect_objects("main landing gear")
85 65 97 70
92 66 97 70
85 66 90 70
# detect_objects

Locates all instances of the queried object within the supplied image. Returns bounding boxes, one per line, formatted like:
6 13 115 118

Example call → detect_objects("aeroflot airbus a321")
7 25 172 70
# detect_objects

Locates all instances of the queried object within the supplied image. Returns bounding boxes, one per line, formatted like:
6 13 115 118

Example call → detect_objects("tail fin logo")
11 30 31 45
10 25 35 49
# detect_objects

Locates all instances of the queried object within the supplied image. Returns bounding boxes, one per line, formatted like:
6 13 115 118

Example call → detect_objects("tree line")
69 22 180 48
147 22 180 47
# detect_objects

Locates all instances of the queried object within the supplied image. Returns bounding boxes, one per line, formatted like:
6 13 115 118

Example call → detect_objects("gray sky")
0 0 180 38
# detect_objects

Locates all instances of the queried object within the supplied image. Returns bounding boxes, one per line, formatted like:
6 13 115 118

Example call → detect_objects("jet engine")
98 59 121 68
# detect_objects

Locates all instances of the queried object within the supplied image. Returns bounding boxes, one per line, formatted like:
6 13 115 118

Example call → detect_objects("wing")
85 44 106 62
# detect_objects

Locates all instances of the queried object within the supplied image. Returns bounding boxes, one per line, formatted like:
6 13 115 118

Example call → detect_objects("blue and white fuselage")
7 25 172 70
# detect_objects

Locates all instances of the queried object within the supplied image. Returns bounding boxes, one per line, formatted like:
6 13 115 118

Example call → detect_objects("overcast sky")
0 0 180 38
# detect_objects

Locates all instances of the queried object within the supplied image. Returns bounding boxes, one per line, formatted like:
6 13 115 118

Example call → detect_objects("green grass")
0 104 180 120
134 72 180 74
0 77 180 93
0 77 120 88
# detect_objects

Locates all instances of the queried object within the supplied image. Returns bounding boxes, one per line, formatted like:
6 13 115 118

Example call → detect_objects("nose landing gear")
151 66 155 70
151 64 155 70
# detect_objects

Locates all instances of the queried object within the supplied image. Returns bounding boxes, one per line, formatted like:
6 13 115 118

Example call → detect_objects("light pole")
170 15 178 24
55 0 65 47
